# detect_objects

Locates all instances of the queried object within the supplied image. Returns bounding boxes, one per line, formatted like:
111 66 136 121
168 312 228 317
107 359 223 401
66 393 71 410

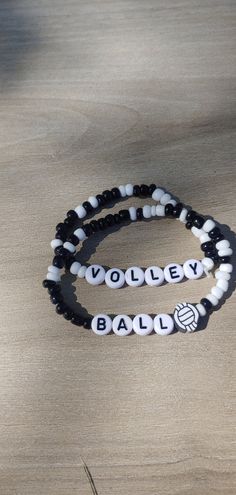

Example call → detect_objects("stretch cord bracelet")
42 184 233 335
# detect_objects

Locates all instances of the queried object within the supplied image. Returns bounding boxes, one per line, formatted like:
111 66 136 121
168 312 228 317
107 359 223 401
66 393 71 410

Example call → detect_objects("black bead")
140 184 149 197
55 231 67 242
67 234 79 246
83 224 93 237
200 298 213 312
113 213 121 224
82 201 93 214
214 233 225 243
56 303 67 315
56 222 68 233
66 209 78 221
137 207 143 220
111 187 121 199
119 209 130 221
148 184 156 195
205 251 219 262
42 279 56 289
63 308 74 320
193 215 205 229
56 246 70 257
53 255 65 268
172 202 183 218
165 203 174 216
64 216 76 227
208 227 221 239
201 241 215 252
98 218 107 230
50 293 63 305
90 220 99 232
96 194 106 206
102 190 113 203
83 318 92 329
104 214 115 226
71 314 85 326
65 256 76 270
47 285 61 295
185 221 193 230
218 256 231 264
133 185 141 196
186 210 196 222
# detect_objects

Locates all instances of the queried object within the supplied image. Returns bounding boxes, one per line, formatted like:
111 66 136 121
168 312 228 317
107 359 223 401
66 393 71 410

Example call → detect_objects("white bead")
168 199 177 207
48 265 61 274
47 272 61 282
70 261 81 275
196 303 207 317
74 228 87 241
151 205 156 216
202 257 214 271
118 185 126 197
64 241 76 253
112 315 133 336
92 314 112 335
215 270 231 281
152 187 165 202
105 268 125 289
160 193 172 205
50 239 63 249
133 314 153 335
164 263 184 284
218 248 233 257
75 205 87 218
215 239 230 250
183 259 204 280
191 227 204 238
179 208 188 223
211 286 224 299
155 204 165 216
125 183 133 196
200 233 210 243
85 265 105 285
88 196 99 208
125 267 145 287
154 314 174 335
205 293 219 306
77 265 87 278
144 266 164 286
216 279 229 292
129 207 137 221
143 205 152 218
203 219 216 232
219 263 233 273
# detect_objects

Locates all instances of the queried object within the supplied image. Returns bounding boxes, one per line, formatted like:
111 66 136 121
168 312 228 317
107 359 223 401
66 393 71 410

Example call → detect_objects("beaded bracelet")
42 184 233 335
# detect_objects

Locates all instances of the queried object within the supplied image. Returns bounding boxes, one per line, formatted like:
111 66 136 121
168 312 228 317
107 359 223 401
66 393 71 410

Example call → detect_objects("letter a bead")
112 315 133 336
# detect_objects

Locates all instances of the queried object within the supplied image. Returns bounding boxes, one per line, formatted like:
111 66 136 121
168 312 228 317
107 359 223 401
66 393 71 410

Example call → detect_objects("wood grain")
0 1 235 493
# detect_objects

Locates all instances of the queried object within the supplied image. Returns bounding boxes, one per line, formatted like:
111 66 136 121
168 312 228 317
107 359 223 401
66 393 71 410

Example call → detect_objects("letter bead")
125 267 145 287
144 266 164 286
183 259 204 280
154 314 174 335
92 314 112 335
112 315 133 336
105 268 125 289
133 314 153 335
164 263 184 284
85 265 105 285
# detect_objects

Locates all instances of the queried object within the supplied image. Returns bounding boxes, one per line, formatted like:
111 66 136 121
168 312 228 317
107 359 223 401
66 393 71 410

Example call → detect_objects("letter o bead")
92 314 112 335
164 263 184 284
105 268 125 289
112 315 133 336
133 314 153 335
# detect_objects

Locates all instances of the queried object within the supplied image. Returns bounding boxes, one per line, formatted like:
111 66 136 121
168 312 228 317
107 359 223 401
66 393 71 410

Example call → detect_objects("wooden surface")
0 1 235 493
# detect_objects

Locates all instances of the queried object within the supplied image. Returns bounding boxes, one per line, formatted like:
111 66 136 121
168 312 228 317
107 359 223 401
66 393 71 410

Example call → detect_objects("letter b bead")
92 314 112 335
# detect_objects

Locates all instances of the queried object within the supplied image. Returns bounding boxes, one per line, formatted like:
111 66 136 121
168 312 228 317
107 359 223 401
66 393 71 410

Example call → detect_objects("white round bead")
125 267 145 287
64 242 76 253
92 314 112 335
70 261 81 275
183 259 204 280
203 219 216 232
151 205 156 216
219 263 233 273
75 205 87 218
179 208 188 223
160 193 172 205
77 265 87 278
133 314 153 335
216 279 229 292
47 272 61 282
218 248 233 257
85 265 105 285
88 196 99 208
155 204 165 216
164 263 184 284
112 315 133 336
50 239 63 249
125 183 133 196
215 270 231 281
205 293 219 307
128 207 137 221
211 286 224 299
152 188 165 202
74 228 87 241
200 233 210 243
143 205 152 218
191 227 204 238
48 265 61 274
215 239 230 250
144 266 164 286
154 314 174 335
118 185 126 197
105 268 125 289
202 257 214 271
196 303 207 317
168 199 177 207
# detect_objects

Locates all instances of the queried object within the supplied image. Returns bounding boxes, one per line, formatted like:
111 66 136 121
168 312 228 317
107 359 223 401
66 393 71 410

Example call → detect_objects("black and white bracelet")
42 184 233 335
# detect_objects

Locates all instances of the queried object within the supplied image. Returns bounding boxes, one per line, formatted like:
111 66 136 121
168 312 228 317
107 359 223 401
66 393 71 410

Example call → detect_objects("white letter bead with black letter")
85 265 105 285
154 314 174 335
92 314 112 335
112 315 133 336
164 263 184 284
174 302 199 332
133 314 153 335
183 259 204 279
125 267 145 287
144 266 164 286
105 268 125 289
